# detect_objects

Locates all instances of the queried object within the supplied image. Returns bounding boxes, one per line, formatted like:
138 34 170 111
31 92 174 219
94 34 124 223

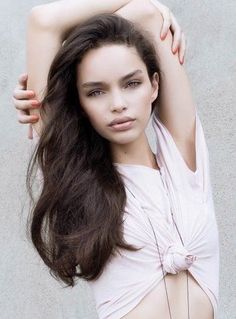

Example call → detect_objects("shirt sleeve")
151 110 212 200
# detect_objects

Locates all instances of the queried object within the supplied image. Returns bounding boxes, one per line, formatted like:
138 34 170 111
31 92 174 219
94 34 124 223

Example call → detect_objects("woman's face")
76 44 159 145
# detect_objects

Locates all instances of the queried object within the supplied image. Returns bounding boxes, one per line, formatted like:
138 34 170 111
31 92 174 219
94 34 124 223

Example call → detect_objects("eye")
87 90 104 97
87 81 141 97
127 81 141 88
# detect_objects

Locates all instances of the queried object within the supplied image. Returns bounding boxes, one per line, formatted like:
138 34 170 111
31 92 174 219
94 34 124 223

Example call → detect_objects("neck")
110 131 159 170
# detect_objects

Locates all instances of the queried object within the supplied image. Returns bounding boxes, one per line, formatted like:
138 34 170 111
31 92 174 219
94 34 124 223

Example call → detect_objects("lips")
109 116 135 126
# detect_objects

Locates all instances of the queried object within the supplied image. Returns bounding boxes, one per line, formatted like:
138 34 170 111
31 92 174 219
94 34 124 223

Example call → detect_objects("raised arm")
26 0 133 135
115 0 197 171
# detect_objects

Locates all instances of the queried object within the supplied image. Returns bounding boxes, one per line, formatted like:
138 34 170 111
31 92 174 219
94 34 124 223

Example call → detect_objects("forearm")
31 0 133 40
26 15 62 136
145 9 196 138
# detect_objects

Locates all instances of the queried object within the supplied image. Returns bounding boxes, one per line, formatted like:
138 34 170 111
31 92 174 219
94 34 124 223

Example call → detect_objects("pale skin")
77 44 159 167
13 0 196 173
12 1 214 318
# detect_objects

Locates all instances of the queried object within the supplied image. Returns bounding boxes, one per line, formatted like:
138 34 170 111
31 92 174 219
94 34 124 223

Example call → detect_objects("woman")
12 1 219 319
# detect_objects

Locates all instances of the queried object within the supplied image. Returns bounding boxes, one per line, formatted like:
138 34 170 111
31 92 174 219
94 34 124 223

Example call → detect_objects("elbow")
28 5 55 31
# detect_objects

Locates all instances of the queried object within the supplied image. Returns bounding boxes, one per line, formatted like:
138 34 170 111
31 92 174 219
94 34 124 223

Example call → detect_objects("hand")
149 0 186 64
12 73 41 139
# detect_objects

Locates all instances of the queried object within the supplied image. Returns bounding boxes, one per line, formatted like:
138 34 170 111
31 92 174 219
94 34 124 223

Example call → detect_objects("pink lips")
109 116 135 126
109 119 135 131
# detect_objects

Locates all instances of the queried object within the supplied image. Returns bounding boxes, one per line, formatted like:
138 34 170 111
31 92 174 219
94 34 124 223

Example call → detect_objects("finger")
169 13 182 53
179 32 186 64
171 27 181 54
149 0 170 40
160 8 171 40
17 73 28 90
13 97 41 111
17 109 40 124
28 124 33 140
13 88 36 100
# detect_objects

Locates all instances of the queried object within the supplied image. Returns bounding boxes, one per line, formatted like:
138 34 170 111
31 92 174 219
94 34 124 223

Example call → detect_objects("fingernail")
161 33 165 40
31 100 40 106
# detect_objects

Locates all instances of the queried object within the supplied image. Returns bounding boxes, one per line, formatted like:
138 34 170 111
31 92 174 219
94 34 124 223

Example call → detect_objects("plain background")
0 0 235 318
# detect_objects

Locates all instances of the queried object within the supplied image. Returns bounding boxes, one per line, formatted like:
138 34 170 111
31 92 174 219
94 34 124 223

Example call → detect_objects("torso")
121 270 214 319
119 161 214 319
110 155 217 319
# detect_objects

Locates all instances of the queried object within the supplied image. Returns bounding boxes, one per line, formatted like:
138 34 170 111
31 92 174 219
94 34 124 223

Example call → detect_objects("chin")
108 131 140 145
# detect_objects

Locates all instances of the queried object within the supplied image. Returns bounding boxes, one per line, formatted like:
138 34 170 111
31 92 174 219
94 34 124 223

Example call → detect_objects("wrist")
148 0 168 18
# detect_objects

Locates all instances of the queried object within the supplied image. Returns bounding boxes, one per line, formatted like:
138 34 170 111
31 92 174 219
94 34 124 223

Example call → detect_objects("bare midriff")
121 270 214 319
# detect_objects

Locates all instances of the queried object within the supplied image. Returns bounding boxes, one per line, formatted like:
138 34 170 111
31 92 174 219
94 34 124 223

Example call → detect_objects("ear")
150 72 159 103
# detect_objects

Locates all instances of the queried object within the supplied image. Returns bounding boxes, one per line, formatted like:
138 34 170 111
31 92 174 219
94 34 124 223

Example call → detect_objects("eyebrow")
81 69 143 88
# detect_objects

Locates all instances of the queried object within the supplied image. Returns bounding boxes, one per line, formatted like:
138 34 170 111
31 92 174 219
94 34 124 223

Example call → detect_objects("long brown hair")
26 13 160 287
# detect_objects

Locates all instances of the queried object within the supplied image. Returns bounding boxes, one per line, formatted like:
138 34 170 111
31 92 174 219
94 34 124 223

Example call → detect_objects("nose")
110 90 127 112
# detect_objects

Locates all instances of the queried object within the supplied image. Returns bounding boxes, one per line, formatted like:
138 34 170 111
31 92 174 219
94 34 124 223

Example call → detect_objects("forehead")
76 44 146 85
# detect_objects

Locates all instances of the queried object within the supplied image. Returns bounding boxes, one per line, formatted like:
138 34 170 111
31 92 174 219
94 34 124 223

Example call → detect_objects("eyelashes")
87 81 142 97
127 81 141 88
87 90 103 97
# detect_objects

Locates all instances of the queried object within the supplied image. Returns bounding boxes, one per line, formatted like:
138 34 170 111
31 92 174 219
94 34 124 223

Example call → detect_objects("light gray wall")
0 1 235 318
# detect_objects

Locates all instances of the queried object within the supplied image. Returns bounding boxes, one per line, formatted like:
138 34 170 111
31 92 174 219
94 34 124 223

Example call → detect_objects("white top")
87 111 220 319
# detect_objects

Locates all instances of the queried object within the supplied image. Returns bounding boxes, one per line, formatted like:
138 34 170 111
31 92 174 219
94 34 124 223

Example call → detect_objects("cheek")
81 100 108 132
79 96 101 120
133 86 153 111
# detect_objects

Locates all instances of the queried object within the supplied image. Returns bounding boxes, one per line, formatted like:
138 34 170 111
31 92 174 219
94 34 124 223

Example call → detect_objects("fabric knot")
162 243 197 274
